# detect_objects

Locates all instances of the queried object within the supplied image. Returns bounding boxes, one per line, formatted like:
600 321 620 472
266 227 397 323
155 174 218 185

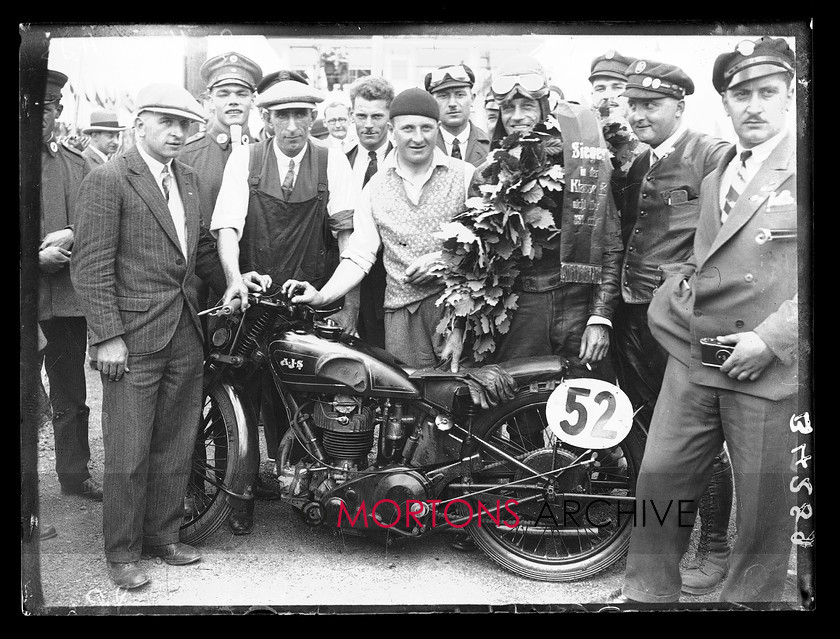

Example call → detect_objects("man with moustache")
425 64 490 167
81 109 126 171
614 59 733 595
612 36 801 605
281 88 476 369
211 77 356 533
344 75 396 349
72 83 208 589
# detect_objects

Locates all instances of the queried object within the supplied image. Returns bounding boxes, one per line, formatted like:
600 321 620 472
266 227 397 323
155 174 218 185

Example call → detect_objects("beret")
623 59 695 100
134 83 207 123
424 64 475 93
389 87 440 121
82 109 127 134
712 36 795 93
257 69 309 94
589 50 635 83
201 52 262 90
45 69 68 103
256 79 324 110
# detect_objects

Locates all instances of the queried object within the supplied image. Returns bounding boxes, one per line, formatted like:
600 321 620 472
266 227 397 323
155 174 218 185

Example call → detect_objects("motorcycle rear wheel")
179 380 250 545
460 386 643 582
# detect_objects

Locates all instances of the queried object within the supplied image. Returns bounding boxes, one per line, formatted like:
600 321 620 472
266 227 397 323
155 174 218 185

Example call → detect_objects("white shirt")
136 141 187 256
439 123 471 157
350 140 391 197
719 128 788 212
88 144 110 163
342 147 475 273
650 123 688 165
210 140 356 241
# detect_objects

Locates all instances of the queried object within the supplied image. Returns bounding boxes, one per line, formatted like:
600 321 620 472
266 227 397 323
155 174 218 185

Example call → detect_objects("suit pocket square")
766 189 796 210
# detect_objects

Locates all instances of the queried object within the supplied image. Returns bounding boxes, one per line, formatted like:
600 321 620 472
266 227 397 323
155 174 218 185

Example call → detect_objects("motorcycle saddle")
411 356 568 412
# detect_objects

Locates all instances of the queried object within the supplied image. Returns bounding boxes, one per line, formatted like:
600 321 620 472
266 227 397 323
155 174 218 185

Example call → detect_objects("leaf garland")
433 116 565 362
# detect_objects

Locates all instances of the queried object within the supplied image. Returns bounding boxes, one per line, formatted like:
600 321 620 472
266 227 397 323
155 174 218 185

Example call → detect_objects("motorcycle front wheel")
459 385 644 582
179 380 252 545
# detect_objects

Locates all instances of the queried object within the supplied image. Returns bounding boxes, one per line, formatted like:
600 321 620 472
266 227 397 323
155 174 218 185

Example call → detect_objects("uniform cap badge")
635 60 647 73
605 50 615 59
651 78 662 89
736 40 756 56
642 76 653 87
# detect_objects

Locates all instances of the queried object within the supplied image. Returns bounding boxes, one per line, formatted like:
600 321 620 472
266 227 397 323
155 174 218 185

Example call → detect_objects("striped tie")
281 159 295 201
161 164 171 202
721 150 753 222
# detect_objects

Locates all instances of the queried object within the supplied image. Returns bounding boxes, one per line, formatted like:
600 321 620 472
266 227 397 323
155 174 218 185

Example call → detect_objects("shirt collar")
440 123 470 146
360 139 389 159
735 129 787 166
89 144 109 162
384 146 451 173
136 140 172 178
652 123 688 162
272 142 307 168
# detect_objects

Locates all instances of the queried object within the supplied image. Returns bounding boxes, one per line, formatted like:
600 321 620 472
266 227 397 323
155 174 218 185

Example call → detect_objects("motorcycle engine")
312 395 376 468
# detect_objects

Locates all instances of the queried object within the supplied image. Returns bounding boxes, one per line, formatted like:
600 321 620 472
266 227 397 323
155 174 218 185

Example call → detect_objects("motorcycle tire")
179 380 252 545
458 385 644 582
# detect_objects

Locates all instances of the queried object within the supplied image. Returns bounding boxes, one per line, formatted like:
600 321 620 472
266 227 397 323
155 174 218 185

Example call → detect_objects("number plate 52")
545 379 633 449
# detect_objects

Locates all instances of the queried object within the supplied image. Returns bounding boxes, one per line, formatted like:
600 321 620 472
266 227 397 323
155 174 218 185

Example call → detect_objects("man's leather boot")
681 449 734 595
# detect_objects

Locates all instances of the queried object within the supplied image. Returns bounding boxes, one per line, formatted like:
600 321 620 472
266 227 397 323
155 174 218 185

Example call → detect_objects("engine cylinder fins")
313 403 376 433
321 429 375 461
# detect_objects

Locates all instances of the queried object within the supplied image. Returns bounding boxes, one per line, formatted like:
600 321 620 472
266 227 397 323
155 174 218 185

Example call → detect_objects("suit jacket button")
176 258 184 265
735 319 745 328
524 278 535 290
642 193 649 199
744 273 754 282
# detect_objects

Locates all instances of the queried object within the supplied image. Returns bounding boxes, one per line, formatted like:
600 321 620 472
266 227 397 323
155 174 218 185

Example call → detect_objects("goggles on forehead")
491 73 546 97
429 65 472 89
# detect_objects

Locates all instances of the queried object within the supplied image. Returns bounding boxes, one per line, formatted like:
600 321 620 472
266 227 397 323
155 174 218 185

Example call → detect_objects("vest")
369 161 466 309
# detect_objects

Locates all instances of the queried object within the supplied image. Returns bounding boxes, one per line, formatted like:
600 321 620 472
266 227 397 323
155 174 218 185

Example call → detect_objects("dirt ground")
22 364 807 616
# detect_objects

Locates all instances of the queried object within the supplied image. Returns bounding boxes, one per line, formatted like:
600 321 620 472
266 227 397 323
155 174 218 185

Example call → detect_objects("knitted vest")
369 162 466 309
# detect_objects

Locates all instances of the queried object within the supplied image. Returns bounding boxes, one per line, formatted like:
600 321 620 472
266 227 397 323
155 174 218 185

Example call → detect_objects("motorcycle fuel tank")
268 330 420 398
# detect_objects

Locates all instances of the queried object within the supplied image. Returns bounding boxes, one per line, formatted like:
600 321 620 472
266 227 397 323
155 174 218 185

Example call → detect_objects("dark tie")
282 159 295 201
161 164 171 202
721 150 753 221
450 137 462 160
362 150 378 187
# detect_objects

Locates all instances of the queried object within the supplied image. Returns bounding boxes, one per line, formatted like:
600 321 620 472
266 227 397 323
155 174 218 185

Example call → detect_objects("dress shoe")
600 589 640 604
143 542 201 565
107 561 150 589
39 524 58 541
450 533 476 552
228 504 254 535
62 477 103 502
252 477 280 500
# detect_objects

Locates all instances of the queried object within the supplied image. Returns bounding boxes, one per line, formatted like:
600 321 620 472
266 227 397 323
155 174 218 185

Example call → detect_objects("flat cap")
135 83 207 123
83 109 127 133
589 50 635 83
424 64 476 93
623 59 695 100
45 69 68 103
256 79 324 111
712 36 795 93
201 52 262 90
257 69 309 94
390 87 440 121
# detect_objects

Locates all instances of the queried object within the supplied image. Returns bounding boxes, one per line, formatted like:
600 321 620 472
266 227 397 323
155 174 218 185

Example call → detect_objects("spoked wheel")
179 380 252 545
458 386 643 582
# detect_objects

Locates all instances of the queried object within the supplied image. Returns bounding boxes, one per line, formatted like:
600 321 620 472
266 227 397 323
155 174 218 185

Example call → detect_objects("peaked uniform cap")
589 50 635 82
134 83 207 123
712 36 795 93
45 69 68 103
257 70 310 94
201 52 262 90
622 59 695 99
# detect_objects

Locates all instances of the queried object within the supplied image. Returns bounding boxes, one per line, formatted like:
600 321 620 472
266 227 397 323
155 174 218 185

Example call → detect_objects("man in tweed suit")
71 83 208 590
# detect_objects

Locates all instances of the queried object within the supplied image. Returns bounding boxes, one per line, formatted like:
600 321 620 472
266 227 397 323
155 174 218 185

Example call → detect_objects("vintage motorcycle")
178 288 644 582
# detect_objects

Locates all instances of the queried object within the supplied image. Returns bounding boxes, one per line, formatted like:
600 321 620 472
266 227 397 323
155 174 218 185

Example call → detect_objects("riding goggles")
491 73 547 98
428 65 473 90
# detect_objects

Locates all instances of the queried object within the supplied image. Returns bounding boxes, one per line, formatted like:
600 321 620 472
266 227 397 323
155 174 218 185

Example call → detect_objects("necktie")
282 159 295 201
721 150 753 222
451 137 462 160
363 150 378 187
161 164 171 202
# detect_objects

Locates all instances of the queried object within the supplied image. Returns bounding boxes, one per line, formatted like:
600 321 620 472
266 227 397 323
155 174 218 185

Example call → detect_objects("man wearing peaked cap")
82 110 126 170
612 56 734 599
589 49 635 119
71 82 210 589
425 64 490 167
210 73 357 534
38 68 104 513
614 37 800 605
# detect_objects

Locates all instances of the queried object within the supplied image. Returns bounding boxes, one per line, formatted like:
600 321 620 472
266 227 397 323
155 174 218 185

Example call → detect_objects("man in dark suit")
614 59 734 595
424 64 490 168
81 109 126 172
344 75 396 349
39 70 103 502
614 36 800 604
71 83 208 590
